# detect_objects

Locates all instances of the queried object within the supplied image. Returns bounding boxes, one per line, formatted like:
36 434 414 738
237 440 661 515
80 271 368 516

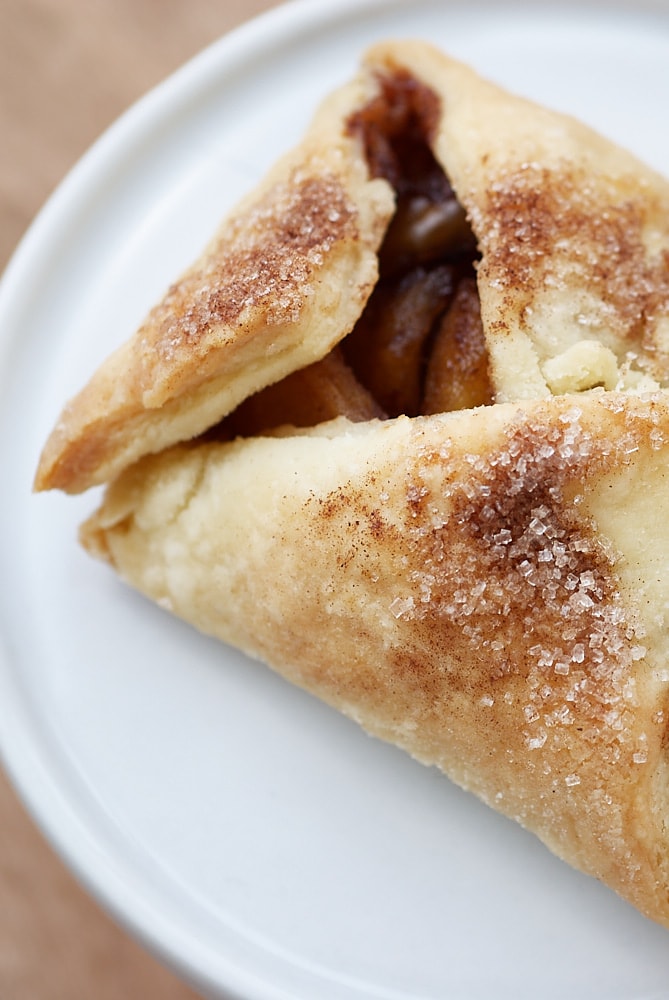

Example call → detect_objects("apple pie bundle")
35 41 669 928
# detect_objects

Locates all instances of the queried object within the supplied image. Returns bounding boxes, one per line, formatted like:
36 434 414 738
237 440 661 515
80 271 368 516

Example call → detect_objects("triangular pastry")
35 40 669 929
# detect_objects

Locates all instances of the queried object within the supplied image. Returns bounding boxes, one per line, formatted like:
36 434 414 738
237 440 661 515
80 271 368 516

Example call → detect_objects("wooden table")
0 3 279 996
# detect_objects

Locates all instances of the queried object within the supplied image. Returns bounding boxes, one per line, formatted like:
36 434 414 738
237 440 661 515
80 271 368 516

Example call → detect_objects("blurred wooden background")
0 2 278 996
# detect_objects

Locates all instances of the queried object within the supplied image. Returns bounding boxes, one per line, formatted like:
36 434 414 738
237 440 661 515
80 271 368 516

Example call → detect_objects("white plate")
3 1 669 997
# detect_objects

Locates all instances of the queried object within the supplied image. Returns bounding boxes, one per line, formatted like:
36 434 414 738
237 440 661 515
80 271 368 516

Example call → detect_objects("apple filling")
220 71 491 440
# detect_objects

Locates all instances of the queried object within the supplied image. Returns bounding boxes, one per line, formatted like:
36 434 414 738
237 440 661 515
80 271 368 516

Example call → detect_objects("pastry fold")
35 40 669 928
82 394 669 928
35 39 669 493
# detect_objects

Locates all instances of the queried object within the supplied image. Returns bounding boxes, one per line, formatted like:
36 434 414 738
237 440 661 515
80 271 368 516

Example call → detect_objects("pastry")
35 40 669 929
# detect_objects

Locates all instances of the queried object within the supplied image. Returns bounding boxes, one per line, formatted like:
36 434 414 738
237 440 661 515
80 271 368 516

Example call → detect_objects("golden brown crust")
362 41 669 400
34 81 395 493
81 394 669 927
35 40 669 928
37 40 669 492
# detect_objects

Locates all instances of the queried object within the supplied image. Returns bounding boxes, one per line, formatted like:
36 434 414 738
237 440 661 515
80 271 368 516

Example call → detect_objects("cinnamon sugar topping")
474 163 669 376
143 173 358 365
387 405 650 771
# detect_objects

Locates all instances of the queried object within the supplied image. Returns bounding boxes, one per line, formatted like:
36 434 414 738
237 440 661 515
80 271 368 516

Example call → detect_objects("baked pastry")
35 40 669 929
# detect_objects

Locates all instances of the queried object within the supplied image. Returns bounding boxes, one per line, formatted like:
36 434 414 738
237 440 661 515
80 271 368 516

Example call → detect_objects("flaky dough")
36 41 669 928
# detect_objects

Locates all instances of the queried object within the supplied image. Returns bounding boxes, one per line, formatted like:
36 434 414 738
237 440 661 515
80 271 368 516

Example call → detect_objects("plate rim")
2 0 669 998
